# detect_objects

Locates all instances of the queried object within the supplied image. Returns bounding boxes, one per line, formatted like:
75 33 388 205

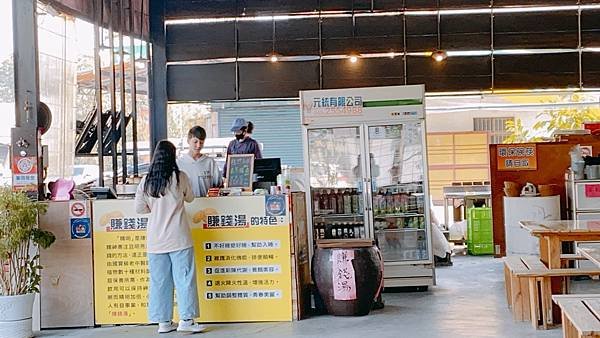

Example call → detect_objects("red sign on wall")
12 156 38 192
585 184 600 198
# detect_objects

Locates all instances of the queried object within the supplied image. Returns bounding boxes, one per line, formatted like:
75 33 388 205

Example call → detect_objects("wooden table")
552 294 600 338
520 220 600 269
578 247 600 268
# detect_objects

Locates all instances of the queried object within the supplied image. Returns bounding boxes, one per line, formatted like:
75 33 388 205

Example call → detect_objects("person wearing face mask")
227 118 262 159
177 126 223 197
223 118 262 178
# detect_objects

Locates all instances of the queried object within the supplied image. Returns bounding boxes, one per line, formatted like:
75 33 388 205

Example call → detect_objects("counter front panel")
92 195 292 324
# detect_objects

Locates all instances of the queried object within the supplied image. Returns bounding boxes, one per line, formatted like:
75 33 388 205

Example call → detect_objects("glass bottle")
393 188 402 213
400 193 407 213
373 190 381 215
312 189 321 215
319 189 328 212
417 195 424 214
409 195 417 213
351 189 360 214
329 189 338 214
385 188 394 214
343 189 352 214
336 189 344 215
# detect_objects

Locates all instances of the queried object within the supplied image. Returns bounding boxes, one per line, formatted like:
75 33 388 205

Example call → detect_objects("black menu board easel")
226 154 255 190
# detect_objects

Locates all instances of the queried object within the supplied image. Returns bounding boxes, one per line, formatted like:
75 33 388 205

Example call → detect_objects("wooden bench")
562 254 587 262
504 256 600 330
553 295 600 338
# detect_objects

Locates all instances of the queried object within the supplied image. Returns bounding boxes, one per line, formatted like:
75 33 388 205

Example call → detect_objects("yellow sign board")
497 143 537 171
92 200 150 324
92 195 292 324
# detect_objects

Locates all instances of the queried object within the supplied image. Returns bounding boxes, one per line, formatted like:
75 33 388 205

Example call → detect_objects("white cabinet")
504 196 561 255
566 177 600 268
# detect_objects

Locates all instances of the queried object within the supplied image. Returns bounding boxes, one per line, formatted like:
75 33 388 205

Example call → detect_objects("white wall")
426 109 539 133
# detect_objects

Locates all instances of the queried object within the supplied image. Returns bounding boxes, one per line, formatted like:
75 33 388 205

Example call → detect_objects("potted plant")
0 188 55 338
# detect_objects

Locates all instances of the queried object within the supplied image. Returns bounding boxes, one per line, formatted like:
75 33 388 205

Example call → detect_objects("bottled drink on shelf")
319 189 328 212
336 189 344 215
385 188 394 214
393 189 402 213
358 190 364 214
328 224 335 239
312 189 321 215
343 189 352 214
380 189 388 215
351 188 359 213
401 193 408 213
328 189 338 214
417 195 424 214
409 195 417 213
373 189 386 215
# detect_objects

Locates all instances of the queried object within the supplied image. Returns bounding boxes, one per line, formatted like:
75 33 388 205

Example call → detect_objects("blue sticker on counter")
265 195 286 216
71 218 91 239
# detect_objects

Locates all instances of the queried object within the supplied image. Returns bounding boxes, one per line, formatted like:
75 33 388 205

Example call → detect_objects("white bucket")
0 293 35 338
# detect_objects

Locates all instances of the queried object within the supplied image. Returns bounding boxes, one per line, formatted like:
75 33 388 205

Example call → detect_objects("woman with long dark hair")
135 140 205 333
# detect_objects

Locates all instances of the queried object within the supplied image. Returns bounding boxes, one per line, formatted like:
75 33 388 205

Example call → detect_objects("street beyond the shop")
37 254 589 338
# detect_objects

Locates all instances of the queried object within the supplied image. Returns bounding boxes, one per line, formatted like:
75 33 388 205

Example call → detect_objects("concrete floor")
38 254 599 338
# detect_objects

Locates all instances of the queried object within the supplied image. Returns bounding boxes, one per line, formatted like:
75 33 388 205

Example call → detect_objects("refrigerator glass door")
367 123 429 262
307 127 368 240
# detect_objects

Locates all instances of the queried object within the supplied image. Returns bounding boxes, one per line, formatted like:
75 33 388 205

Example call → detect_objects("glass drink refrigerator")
300 85 434 288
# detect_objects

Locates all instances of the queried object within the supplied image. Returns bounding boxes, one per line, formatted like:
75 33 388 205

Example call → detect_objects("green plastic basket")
467 207 494 255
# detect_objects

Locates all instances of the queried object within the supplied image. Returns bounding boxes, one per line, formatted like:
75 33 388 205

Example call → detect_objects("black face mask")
235 133 245 140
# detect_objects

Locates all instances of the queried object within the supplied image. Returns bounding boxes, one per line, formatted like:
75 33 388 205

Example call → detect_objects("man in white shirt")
177 126 223 197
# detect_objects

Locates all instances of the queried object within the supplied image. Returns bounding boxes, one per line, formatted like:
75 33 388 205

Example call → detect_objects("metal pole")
491 0 495 91
94 0 104 186
149 0 168 154
578 5 583 89
130 0 139 177
11 0 39 129
11 0 41 198
119 0 127 183
109 0 118 189
235 20 239 100
403 13 407 85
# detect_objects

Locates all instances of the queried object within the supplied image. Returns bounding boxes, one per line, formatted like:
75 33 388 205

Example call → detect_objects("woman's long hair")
144 140 180 198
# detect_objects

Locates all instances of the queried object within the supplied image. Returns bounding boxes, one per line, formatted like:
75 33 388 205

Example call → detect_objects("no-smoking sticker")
70 201 87 218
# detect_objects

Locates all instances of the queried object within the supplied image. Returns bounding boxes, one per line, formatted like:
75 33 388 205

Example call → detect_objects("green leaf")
0 188 53 295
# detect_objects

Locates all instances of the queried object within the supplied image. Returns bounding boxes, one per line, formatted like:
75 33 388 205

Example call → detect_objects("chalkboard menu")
226 154 255 190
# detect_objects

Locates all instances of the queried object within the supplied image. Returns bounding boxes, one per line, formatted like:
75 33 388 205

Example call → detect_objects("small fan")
38 102 52 135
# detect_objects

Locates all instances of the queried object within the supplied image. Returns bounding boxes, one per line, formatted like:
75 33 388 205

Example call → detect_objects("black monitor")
253 158 281 183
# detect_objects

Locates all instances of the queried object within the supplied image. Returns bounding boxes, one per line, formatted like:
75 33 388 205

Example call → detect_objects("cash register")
253 158 281 190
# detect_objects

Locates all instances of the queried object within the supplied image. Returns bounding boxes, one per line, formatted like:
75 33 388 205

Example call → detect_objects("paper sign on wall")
585 184 600 198
12 156 38 192
497 144 537 171
332 250 357 301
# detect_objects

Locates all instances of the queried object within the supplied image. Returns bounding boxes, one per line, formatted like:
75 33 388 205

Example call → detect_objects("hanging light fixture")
431 9 447 63
348 53 361 63
431 50 447 62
